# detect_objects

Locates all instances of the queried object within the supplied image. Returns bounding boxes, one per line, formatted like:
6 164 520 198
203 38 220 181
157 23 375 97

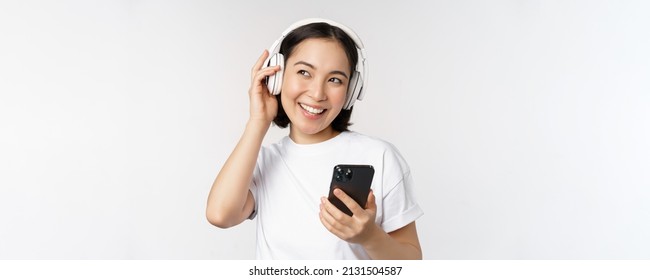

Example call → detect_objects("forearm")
206 120 269 227
362 226 422 260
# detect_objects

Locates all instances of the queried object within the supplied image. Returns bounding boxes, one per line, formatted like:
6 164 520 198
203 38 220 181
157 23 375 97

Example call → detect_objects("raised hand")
248 50 281 124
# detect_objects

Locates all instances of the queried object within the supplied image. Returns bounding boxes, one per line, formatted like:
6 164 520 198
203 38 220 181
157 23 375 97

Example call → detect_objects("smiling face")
280 38 351 144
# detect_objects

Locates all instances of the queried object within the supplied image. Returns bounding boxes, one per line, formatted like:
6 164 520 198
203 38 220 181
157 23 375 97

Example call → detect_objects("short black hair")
272 22 359 132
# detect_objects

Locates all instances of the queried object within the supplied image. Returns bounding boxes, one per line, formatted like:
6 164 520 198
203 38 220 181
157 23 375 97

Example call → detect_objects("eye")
297 70 311 77
329 77 343 84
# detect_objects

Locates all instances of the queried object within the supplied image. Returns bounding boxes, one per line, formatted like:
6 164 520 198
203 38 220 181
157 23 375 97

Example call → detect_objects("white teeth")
300 103 325 114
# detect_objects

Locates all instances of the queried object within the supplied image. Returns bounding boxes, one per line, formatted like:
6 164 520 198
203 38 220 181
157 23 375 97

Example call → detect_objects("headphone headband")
264 18 368 110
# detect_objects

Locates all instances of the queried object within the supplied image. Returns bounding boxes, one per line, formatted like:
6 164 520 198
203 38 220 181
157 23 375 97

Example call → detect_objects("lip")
299 102 325 110
298 102 327 120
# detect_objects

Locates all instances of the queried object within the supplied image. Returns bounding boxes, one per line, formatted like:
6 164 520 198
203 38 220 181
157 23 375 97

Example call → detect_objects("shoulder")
259 136 288 157
342 131 397 150
342 131 411 171
255 137 290 172
343 131 405 157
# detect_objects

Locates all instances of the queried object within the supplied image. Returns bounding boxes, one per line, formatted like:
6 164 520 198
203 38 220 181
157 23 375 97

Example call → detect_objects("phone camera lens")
335 167 354 182
345 168 353 180
335 167 343 182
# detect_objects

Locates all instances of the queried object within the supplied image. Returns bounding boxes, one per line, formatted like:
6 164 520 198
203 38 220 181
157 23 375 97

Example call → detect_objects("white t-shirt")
250 131 423 259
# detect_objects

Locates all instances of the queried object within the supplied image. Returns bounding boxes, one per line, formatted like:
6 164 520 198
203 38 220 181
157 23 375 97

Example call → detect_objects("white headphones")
263 18 368 110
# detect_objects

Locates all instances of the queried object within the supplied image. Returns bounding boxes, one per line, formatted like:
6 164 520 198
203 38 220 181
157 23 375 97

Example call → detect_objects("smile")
299 103 325 115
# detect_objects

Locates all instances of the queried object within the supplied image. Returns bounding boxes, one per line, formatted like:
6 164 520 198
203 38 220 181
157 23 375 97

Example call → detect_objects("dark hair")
272 22 359 132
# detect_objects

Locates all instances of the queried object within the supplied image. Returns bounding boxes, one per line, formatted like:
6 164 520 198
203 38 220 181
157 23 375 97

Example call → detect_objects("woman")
206 18 423 259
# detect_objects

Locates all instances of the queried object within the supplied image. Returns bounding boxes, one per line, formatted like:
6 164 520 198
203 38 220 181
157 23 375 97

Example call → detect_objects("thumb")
365 190 377 212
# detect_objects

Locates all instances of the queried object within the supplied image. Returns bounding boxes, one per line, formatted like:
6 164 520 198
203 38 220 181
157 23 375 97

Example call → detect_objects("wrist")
360 224 388 251
246 119 272 132
242 119 272 141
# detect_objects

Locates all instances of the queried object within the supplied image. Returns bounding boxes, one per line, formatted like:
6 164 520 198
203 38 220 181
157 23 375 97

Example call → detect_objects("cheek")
280 74 304 96
329 87 348 106
279 93 293 112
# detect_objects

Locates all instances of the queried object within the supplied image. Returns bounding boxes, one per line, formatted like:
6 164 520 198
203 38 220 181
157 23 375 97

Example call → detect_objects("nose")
307 80 327 101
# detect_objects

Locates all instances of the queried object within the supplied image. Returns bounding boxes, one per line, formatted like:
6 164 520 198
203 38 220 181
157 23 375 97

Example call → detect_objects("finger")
333 188 364 216
319 198 348 232
319 198 351 237
251 49 270 76
250 50 273 82
319 198 339 226
321 195 350 222
319 210 347 238
253 66 280 81
365 190 376 210
251 66 281 89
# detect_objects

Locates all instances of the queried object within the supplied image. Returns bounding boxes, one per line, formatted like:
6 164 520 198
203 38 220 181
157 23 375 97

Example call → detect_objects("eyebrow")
294 61 349 79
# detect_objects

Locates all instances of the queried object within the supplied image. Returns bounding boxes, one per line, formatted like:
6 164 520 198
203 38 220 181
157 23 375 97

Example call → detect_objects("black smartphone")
328 164 375 216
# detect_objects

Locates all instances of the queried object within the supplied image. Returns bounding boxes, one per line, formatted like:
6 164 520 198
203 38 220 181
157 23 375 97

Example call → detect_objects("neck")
289 126 341 144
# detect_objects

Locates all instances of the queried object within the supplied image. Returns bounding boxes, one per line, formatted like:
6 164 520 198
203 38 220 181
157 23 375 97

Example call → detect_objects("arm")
362 221 422 260
206 120 268 228
319 189 422 259
206 50 280 228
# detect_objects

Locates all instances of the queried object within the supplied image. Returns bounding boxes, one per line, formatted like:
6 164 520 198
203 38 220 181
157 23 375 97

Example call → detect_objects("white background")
1 0 649 259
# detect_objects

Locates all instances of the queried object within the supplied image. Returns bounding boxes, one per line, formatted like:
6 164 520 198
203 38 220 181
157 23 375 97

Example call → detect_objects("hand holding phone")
328 165 374 216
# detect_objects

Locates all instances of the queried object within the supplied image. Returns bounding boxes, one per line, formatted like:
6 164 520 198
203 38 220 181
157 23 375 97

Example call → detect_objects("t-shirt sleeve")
379 144 424 233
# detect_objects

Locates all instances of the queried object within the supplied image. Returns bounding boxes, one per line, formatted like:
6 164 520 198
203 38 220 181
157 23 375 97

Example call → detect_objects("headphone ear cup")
265 53 284 95
344 70 362 110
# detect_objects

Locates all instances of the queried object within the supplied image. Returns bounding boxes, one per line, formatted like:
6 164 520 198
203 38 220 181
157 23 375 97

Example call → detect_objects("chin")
295 124 326 135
